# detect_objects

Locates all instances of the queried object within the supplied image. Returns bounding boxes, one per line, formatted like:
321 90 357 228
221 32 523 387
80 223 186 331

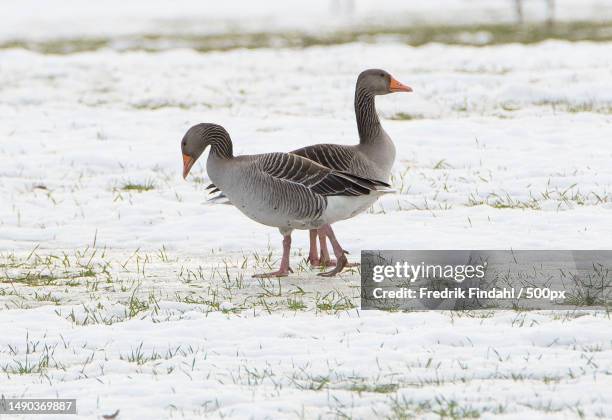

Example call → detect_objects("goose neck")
354 87 381 144
209 136 233 160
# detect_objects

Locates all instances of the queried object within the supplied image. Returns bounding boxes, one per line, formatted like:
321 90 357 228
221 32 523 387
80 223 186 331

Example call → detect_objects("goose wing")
290 143 357 173
256 152 387 197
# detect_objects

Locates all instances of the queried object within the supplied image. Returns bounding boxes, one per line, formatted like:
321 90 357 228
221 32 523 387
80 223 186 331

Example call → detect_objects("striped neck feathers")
354 87 382 144
207 132 233 159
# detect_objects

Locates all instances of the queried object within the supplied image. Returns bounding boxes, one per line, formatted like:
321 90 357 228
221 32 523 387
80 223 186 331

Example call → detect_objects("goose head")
181 123 230 179
357 69 412 95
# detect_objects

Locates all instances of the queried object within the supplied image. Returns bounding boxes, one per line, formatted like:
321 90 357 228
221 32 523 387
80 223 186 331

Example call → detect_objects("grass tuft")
121 180 155 192
389 112 424 121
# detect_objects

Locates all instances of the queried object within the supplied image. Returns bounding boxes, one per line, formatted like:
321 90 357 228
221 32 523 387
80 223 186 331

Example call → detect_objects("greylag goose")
181 123 392 277
292 69 411 270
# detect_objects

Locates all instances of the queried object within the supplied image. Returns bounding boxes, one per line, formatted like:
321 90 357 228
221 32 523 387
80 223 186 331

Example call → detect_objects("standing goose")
291 69 412 271
181 123 391 277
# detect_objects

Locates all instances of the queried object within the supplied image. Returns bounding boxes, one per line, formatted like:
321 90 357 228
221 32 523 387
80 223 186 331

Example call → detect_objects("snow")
2 41 612 252
1 298 611 418
1 1 612 418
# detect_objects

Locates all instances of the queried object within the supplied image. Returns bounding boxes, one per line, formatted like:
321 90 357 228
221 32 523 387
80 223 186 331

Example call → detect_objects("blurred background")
2 0 612 52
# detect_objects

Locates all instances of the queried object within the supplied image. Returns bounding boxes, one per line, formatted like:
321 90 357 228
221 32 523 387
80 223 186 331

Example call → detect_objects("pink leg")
307 229 320 266
317 230 337 267
317 225 350 277
253 234 293 278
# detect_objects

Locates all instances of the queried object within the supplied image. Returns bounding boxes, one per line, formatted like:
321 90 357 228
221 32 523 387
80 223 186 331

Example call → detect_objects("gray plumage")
181 123 390 233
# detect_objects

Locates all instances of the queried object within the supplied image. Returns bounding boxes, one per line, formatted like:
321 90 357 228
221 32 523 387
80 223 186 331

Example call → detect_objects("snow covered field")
1 1 612 418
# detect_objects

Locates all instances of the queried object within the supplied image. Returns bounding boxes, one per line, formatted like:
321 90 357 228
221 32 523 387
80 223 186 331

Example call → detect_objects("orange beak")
389 77 413 93
182 154 195 179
